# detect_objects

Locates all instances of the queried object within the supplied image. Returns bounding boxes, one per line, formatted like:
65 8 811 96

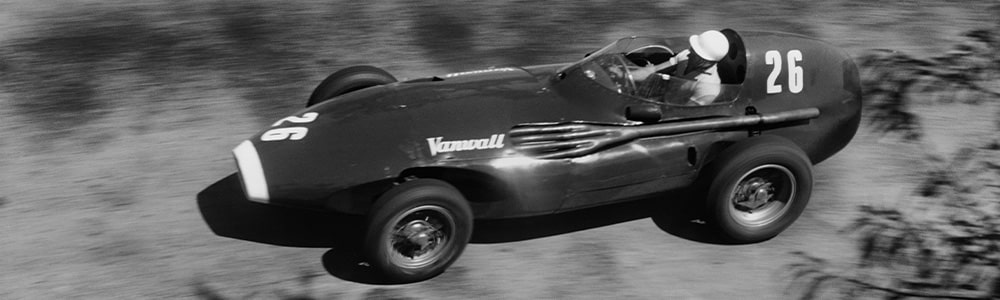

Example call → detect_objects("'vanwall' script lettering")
427 134 505 156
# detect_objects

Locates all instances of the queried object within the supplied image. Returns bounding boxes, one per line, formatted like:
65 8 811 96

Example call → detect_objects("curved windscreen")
570 36 742 106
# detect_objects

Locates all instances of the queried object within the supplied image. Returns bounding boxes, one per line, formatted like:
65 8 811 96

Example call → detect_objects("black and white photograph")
1 1 998 299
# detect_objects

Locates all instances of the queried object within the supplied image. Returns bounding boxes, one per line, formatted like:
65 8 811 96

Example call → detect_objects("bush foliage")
787 29 1000 299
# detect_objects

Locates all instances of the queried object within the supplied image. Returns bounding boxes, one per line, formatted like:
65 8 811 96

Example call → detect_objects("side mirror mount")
625 104 662 123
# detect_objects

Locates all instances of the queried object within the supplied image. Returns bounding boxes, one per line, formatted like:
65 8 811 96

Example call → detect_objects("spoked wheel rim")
727 164 796 228
384 205 455 269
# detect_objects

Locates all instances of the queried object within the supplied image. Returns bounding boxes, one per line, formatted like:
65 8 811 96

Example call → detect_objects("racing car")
199 29 861 282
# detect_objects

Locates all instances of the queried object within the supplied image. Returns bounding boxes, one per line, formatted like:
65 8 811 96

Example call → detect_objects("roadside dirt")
1 1 996 299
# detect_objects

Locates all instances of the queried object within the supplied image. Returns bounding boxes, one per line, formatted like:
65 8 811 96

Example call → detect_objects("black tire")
363 179 472 283
701 135 813 243
307 65 396 107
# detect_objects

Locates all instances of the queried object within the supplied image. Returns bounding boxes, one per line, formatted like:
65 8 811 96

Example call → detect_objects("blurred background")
1 0 997 299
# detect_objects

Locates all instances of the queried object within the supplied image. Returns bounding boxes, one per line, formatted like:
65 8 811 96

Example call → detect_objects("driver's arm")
632 49 690 81
652 49 689 73
629 64 657 81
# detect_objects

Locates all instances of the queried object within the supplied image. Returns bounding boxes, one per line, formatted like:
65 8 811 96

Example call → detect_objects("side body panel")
252 67 580 218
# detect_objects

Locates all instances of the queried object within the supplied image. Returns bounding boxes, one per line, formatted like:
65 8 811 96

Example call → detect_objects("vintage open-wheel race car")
199 29 861 282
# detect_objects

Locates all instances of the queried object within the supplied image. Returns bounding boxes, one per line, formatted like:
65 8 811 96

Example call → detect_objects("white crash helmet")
689 30 730 62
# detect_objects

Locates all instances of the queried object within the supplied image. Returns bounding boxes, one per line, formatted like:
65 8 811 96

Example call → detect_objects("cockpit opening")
573 30 746 106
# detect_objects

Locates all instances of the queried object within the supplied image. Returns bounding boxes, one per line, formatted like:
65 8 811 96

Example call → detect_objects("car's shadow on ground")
197 174 738 285
196 174 365 247
469 191 733 245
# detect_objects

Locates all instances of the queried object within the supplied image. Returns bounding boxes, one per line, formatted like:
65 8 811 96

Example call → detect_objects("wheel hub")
727 164 796 228
393 219 443 258
734 178 774 212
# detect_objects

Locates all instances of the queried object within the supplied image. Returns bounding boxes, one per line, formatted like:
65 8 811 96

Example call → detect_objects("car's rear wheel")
307 65 396 107
363 179 472 283
701 136 813 243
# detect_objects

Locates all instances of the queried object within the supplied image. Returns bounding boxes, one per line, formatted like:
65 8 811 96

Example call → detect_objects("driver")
632 30 730 105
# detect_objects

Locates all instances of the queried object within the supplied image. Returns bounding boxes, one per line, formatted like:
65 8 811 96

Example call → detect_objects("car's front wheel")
702 136 813 243
363 179 472 283
307 65 396 107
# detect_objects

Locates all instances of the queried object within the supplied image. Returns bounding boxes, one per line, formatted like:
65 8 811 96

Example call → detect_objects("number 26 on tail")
765 50 803 94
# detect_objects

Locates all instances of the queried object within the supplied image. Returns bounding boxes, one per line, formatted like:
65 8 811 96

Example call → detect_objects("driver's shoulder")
695 65 721 82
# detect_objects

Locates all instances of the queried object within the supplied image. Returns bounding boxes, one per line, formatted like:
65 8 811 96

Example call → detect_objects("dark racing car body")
203 29 861 282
